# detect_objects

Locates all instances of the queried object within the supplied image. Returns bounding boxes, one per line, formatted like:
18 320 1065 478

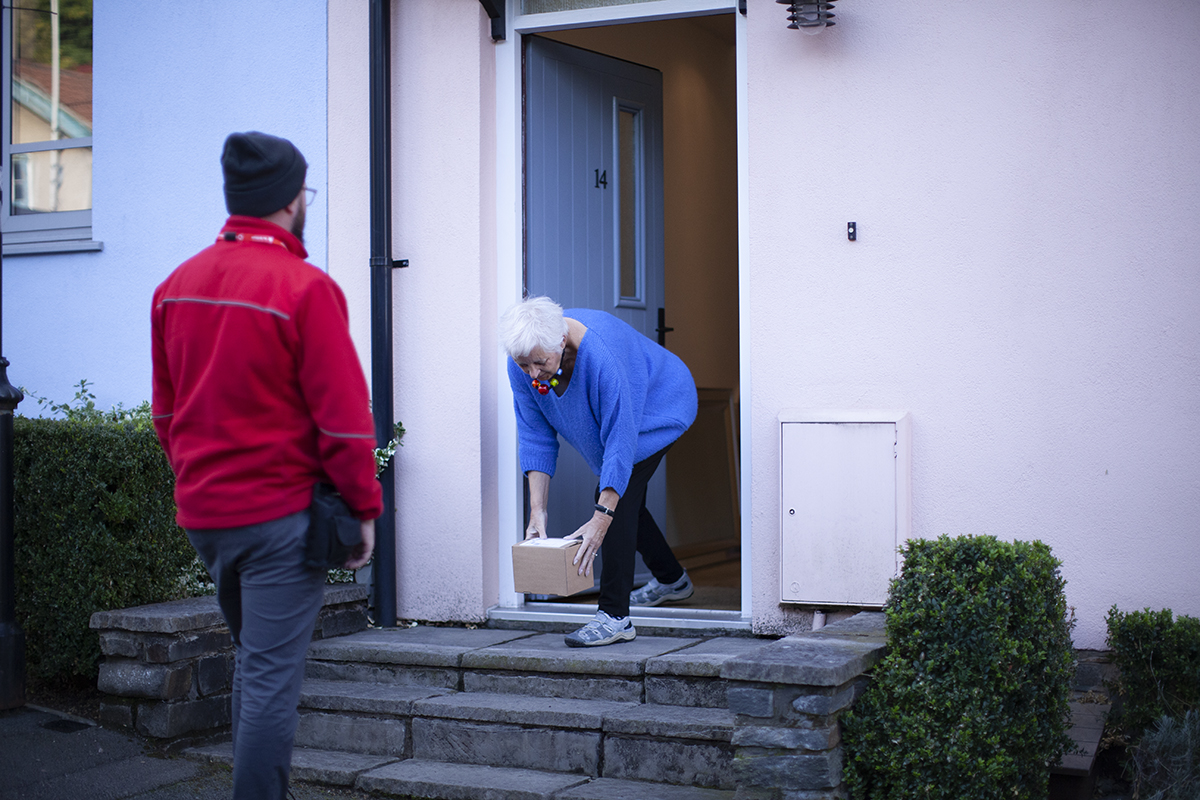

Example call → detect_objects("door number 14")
594 169 608 189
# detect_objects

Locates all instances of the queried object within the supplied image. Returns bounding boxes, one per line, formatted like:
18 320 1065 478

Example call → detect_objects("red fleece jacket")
151 216 383 529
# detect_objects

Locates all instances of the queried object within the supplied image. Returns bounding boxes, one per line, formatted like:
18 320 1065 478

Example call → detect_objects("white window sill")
2 239 104 256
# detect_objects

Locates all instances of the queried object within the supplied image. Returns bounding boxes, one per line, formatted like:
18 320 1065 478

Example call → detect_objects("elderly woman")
500 296 698 647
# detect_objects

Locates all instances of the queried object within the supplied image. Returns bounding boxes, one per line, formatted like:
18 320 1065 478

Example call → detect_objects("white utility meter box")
779 410 911 607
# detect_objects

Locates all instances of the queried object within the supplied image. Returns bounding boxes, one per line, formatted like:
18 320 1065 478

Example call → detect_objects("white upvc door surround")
490 0 751 630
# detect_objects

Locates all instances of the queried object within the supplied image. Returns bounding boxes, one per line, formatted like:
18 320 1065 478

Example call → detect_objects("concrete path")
0 705 373 800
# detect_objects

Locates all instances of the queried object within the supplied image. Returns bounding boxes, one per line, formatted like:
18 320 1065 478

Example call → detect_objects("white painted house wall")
5 2 329 412
744 0 1200 647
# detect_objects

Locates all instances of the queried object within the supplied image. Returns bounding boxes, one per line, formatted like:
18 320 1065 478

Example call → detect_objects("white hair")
499 296 569 359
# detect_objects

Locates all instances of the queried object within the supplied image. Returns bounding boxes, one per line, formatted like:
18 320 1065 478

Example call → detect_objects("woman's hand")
526 471 551 539
565 513 611 577
526 507 548 540
564 496 619 578
565 488 618 576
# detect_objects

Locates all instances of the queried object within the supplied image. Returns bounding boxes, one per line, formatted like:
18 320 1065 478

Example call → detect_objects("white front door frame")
491 0 751 627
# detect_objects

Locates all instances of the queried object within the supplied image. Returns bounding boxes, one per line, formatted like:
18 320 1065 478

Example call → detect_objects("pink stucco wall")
331 0 1199 647
745 0 1200 647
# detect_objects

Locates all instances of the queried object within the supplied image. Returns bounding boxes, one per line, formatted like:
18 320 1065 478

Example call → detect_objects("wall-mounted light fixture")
777 1 839 35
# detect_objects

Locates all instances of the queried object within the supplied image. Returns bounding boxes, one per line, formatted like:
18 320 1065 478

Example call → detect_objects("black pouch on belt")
305 483 362 570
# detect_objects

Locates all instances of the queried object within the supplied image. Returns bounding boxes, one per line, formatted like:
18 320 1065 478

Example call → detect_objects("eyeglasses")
304 187 318 205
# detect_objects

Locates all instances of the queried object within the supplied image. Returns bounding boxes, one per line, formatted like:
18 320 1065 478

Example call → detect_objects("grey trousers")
188 509 325 800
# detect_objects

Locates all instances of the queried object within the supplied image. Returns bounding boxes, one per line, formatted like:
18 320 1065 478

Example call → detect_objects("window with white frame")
2 0 97 255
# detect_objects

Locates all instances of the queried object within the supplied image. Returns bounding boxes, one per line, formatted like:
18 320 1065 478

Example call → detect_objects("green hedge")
1106 606 1200 743
14 416 197 682
843 535 1076 800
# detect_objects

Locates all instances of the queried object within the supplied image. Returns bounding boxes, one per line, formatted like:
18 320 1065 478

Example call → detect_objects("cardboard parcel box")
512 538 594 597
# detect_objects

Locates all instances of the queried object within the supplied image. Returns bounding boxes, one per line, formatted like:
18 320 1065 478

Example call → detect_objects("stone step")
186 742 398 787
295 683 736 786
186 745 737 800
357 759 736 800
305 625 770 707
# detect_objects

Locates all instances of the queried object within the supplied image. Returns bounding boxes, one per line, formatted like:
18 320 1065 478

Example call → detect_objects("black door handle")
656 307 674 347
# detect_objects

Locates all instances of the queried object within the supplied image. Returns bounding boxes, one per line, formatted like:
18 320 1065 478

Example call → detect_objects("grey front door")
524 36 667 582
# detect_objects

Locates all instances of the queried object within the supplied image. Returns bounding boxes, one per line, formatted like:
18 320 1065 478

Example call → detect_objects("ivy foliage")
1105 606 1200 744
843 535 1076 800
13 414 196 682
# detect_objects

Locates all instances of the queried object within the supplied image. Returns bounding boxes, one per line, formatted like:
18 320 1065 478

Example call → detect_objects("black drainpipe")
368 0 397 627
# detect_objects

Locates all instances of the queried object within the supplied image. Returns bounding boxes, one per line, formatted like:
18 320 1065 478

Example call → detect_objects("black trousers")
596 444 686 619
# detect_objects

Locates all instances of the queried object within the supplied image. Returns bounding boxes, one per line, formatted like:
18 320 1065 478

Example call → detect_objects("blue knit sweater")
508 309 697 497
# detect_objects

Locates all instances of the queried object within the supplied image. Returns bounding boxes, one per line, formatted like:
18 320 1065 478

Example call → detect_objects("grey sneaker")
629 573 694 607
564 610 636 647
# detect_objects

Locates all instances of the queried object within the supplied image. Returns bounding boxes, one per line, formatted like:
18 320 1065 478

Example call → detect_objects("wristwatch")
594 503 615 517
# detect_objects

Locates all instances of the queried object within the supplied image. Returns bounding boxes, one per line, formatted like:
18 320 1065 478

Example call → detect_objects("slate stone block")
144 629 232 663
727 686 774 718
98 659 193 700
560 777 737 800
790 684 856 717
732 749 842 791
90 596 225 634
414 692 620 729
603 735 735 789
463 670 643 703
305 659 459 689
602 704 734 742
98 631 140 659
299 678 448 715
731 723 840 751
136 694 231 739
357 759 589 800
315 606 368 639
646 675 727 708
721 637 885 687
295 711 407 756
197 654 233 696
413 717 600 774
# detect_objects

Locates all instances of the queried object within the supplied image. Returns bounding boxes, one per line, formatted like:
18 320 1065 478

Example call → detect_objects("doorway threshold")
487 602 753 638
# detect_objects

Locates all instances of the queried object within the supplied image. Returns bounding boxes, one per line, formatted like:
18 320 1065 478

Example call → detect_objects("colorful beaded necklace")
532 367 562 395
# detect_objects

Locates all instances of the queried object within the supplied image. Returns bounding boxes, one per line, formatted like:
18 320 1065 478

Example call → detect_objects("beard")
291 200 306 243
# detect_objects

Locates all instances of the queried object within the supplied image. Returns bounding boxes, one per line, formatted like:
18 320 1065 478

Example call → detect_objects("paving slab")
720 636 885 686
357 758 589 800
300 678 450 715
602 704 735 741
0 706 202 800
461 633 701 677
646 637 773 678
186 743 398 787
306 627 535 668
0 706 147 790
556 777 735 800
413 691 634 729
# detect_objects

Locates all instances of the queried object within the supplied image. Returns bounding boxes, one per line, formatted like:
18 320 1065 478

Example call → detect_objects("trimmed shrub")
14 416 197 682
1106 606 1200 744
843 534 1076 800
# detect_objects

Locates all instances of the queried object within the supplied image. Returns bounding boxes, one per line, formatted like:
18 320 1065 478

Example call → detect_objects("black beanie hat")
221 131 307 217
